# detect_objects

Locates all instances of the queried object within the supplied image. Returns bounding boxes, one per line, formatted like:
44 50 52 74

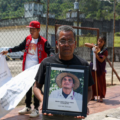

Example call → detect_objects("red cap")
26 21 40 28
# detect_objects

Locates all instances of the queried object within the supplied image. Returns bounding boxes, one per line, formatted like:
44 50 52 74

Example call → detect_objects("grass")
77 36 97 47
77 36 120 47
114 36 120 47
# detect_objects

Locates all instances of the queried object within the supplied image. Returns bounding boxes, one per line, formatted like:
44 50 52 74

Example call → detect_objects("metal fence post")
111 0 116 85
46 0 49 43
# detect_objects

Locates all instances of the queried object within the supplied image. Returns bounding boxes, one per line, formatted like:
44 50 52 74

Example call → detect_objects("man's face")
57 31 76 57
30 28 40 39
61 76 74 89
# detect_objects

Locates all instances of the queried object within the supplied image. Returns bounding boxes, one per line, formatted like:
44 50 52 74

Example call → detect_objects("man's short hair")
61 75 75 84
56 25 76 40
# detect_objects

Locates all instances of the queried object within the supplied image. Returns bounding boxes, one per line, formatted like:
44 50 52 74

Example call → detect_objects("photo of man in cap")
49 72 82 100
1 20 54 117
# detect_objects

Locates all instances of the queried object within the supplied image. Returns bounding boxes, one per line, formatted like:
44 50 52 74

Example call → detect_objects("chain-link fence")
0 0 120 85
0 0 75 77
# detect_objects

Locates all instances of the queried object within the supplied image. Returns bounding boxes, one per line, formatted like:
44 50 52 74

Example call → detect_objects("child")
85 36 108 102
1 21 54 117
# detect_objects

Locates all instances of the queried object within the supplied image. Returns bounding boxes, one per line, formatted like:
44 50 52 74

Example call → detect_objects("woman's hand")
95 46 100 52
94 46 100 54
94 50 97 55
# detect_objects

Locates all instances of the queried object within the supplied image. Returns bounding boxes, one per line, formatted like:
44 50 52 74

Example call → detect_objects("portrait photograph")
47 67 84 112
43 64 89 117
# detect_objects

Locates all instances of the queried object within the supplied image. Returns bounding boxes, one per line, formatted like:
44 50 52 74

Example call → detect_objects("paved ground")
85 107 120 120
7 60 120 106
7 60 22 77
2 60 120 120
88 85 120 114
105 62 120 85
1 85 120 120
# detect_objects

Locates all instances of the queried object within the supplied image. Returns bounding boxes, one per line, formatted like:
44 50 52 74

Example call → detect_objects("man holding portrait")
33 25 94 119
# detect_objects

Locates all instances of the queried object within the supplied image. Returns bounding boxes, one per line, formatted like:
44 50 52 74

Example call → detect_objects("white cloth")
49 88 82 100
0 54 40 118
25 38 39 69
0 55 12 88
92 47 97 71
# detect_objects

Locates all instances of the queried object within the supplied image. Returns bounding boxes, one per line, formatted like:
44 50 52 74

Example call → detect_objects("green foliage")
114 36 120 47
79 36 97 47
0 0 120 20
0 0 33 19
49 70 62 95
78 35 120 47
96 10 102 19
116 3 120 16
86 33 91 37
115 32 120 36
79 0 119 20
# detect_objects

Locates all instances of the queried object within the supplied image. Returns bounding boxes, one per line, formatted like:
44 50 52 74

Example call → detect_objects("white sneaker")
29 109 39 118
18 107 32 115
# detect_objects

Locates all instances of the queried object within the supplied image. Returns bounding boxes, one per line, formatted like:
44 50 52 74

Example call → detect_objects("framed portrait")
42 63 89 117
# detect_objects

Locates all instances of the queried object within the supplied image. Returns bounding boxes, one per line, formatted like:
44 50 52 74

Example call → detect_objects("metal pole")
55 25 58 53
111 0 116 85
77 9 79 47
97 30 99 42
46 0 49 42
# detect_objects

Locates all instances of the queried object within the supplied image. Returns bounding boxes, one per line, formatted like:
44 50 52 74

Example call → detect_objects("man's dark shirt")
35 53 94 86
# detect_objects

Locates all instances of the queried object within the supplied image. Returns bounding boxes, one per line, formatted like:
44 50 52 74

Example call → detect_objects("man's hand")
43 107 89 119
74 107 89 119
0 51 8 55
43 113 53 116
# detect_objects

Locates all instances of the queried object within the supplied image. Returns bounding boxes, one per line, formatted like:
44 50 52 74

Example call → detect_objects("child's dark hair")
99 35 106 50
99 35 106 43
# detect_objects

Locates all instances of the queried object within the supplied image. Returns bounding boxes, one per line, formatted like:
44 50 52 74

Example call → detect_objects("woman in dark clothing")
85 36 108 102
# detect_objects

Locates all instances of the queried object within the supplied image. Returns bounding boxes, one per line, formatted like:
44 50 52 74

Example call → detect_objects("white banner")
92 47 97 71
0 55 40 118
0 55 12 88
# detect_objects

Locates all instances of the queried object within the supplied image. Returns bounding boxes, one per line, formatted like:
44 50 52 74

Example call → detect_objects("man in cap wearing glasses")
50 72 82 100
1 21 54 117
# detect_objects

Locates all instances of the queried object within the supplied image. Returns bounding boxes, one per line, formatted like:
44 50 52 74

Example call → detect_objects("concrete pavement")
85 107 120 120
2 61 120 119
1 85 120 120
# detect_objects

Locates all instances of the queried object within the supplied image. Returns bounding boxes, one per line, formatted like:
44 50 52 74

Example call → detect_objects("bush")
115 32 120 36
87 33 91 37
